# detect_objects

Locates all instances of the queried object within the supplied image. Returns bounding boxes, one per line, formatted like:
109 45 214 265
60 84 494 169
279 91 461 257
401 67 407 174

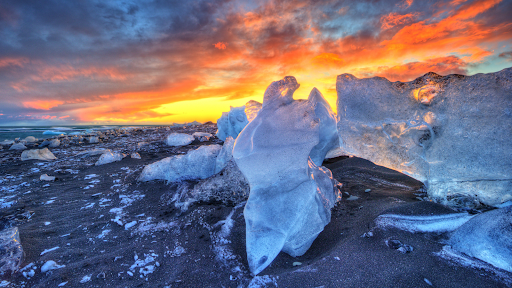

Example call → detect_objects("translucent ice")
336 68 512 206
448 206 512 272
233 76 340 275
166 133 194 146
21 148 56 161
0 227 23 275
216 100 262 141
95 151 124 166
138 145 222 182
215 136 235 174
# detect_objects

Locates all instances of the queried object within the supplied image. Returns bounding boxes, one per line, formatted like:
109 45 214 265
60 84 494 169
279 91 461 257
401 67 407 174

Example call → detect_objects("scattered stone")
9 143 27 150
385 239 413 253
40 174 56 181
21 148 57 161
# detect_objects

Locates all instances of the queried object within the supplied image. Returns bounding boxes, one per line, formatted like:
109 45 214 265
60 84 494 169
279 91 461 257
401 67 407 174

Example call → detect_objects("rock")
40 174 56 181
48 139 60 148
9 143 27 150
24 136 37 142
139 145 222 182
216 100 262 141
0 227 23 275
233 76 340 275
448 206 512 272
95 151 124 166
336 68 512 207
166 133 194 147
21 148 57 161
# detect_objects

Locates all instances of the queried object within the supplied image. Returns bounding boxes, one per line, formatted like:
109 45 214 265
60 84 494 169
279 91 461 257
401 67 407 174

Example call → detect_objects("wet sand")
0 124 510 287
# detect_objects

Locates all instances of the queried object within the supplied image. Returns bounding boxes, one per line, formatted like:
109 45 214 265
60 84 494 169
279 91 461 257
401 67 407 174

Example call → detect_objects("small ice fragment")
125 221 137 230
80 274 92 283
361 231 373 238
44 222 51 226
58 281 68 286
40 174 55 181
424 278 433 286
95 151 124 166
293 262 302 266
166 133 194 146
41 260 65 272
334 257 340 260
40 246 59 255
364 189 371 193
127 271 133 276
347 195 359 201
131 152 141 159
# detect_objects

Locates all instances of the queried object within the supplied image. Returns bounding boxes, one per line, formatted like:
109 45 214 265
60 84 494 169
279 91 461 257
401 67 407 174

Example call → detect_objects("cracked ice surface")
336 68 512 206
233 76 340 275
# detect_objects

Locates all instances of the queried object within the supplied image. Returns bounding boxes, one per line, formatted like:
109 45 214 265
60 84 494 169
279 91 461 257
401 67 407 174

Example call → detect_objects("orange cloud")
0 57 29 68
372 56 468 81
23 100 64 110
214 42 227 50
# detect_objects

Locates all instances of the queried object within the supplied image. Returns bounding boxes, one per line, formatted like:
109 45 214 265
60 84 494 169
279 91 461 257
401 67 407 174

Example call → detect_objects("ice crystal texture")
336 68 512 206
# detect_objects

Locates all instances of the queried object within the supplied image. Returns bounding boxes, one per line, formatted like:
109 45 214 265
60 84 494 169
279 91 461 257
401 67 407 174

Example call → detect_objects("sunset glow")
0 0 511 126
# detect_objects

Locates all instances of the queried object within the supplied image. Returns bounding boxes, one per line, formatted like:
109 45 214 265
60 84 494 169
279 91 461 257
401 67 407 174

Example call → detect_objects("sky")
0 0 511 126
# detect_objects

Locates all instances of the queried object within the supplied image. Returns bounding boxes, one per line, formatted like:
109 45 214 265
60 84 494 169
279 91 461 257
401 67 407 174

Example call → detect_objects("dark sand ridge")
0 124 510 287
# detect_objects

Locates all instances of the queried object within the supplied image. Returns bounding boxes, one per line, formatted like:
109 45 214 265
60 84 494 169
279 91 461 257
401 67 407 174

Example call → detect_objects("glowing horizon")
0 0 511 126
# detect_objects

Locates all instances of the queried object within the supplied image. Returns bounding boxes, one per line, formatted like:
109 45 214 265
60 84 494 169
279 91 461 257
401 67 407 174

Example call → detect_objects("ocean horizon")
0 125 163 142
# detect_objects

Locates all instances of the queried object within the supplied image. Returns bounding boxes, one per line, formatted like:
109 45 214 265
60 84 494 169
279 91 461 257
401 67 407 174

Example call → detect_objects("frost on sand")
233 76 340 275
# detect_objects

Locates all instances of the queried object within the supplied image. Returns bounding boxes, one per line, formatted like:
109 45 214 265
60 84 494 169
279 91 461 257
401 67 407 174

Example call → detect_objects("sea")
0 125 154 142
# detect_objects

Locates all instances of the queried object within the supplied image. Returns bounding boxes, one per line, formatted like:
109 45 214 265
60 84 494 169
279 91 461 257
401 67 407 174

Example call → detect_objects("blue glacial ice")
138 145 223 182
216 100 262 141
448 206 512 272
336 68 512 207
166 133 195 147
233 76 340 275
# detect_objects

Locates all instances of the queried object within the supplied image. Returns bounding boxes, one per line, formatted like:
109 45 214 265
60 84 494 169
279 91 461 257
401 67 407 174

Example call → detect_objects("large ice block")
233 76 340 275
216 100 262 141
336 68 512 207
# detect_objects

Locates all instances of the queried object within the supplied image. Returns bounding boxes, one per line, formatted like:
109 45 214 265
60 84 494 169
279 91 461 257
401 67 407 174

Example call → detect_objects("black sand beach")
0 123 510 287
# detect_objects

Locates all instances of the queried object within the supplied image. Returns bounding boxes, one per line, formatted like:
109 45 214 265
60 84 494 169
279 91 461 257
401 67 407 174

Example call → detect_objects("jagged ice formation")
233 76 340 275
